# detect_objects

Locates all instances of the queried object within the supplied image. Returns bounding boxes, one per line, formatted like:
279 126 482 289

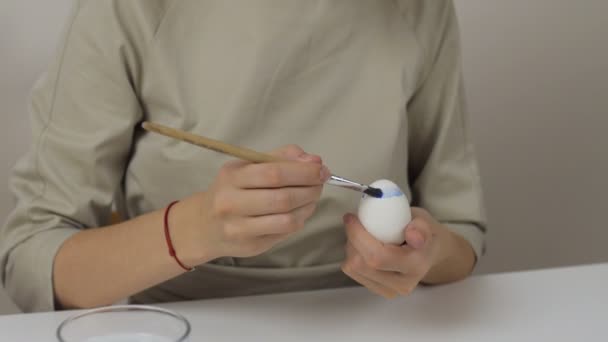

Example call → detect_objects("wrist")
423 224 476 284
166 195 215 267
429 223 450 269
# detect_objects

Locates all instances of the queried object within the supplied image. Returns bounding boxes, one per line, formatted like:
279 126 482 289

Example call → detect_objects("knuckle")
212 197 234 217
278 213 301 232
271 190 293 211
283 144 303 155
351 254 366 271
411 207 429 217
222 224 244 241
273 144 305 159
341 261 357 276
411 217 430 231
342 260 355 274
412 217 426 227
367 251 388 270
264 165 284 187
217 165 234 182
304 203 317 218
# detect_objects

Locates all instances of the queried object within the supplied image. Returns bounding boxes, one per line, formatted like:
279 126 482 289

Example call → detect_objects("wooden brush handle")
141 121 283 163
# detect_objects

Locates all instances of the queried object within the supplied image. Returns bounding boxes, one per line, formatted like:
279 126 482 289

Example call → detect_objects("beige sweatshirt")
1 0 486 312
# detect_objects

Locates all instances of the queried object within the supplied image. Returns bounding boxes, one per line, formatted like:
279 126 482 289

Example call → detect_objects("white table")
1 263 606 341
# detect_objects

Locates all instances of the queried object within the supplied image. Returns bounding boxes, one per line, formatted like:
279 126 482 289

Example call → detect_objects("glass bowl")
56 305 190 342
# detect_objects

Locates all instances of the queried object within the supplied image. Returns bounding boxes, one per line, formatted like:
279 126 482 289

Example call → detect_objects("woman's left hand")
341 207 444 298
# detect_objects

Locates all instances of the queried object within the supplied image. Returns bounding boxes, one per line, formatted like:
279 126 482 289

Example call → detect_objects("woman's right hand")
53 144 330 309
171 145 331 266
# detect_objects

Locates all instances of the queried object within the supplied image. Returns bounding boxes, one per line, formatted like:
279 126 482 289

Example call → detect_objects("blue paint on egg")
362 188 404 199
380 188 404 198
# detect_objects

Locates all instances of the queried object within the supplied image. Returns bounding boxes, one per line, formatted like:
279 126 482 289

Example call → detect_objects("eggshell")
357 179 411 244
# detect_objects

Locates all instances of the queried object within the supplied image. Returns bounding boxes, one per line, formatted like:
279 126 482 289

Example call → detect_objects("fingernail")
298 154 313 161
320 165 331 182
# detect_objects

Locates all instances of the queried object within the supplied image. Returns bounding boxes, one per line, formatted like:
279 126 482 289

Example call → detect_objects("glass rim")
56 304 191 342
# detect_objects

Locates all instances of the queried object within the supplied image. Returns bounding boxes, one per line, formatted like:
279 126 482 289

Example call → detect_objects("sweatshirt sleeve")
0 0 169 312
404 1 487 259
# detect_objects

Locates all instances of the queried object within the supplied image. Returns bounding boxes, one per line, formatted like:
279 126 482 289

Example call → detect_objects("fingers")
343 214 408 273
226 202 317 238
343 268 399 299
218 144 329 189
342 244 399 299
405 211 433 249
217 201 316 257
404 221 429 249
341 208 440 298
270 144 323 164
221 186 323 216
343 243 416 297
231 161 330 189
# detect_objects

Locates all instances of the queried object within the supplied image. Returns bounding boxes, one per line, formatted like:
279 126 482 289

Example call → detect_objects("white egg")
357 179 411 245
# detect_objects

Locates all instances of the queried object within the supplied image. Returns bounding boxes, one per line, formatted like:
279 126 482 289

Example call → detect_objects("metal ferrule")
326 175 368 192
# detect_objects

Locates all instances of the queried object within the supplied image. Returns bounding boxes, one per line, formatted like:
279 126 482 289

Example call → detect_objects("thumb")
404 219 432 249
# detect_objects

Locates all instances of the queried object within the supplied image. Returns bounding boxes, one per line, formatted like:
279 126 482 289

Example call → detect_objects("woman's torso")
124 0 423 303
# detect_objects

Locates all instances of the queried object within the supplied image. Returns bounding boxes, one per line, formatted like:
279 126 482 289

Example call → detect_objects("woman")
1 0 486 312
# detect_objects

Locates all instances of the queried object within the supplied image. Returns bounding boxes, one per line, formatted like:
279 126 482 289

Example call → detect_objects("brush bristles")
364 187 383 198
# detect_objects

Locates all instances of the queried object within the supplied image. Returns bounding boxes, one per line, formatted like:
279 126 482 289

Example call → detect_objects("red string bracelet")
164 201 194 272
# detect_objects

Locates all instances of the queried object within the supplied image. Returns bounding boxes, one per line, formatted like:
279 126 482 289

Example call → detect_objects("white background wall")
0 1 73 217
455 0 608 273
1 1 607 277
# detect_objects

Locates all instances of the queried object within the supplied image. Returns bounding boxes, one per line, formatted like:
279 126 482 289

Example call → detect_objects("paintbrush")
141 121 383 198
